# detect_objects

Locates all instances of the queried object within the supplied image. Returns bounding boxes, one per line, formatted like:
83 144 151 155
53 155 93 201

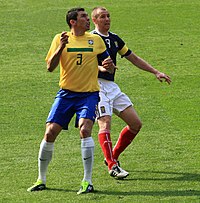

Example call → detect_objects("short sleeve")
45 34 61 62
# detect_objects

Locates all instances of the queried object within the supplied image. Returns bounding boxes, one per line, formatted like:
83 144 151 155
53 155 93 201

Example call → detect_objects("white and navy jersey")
91 30 131 81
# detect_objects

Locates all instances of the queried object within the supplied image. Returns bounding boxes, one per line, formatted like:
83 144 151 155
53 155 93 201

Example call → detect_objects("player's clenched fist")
60 31 69 48
102 58 117 74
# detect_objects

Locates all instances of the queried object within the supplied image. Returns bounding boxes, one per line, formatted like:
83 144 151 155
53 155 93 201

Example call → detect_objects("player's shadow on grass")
45 187 200 197
95 170 200 197
126 170 200 182
95 189 200 197
45 188 77 193
45 171 200 197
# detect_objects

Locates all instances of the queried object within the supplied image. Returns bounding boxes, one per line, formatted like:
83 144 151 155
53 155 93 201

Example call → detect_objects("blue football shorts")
46 91 99 130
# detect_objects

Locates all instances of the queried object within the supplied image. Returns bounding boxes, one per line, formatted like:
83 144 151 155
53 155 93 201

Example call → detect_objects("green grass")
1 0 200 202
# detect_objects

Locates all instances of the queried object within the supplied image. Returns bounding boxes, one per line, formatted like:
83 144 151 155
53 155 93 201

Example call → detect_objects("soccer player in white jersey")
91 7 171 179
27 7 115 194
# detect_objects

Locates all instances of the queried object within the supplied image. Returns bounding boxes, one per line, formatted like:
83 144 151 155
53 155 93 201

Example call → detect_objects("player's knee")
80 126 91 138
99 123 110 132
44 127 58 142
129 120 142 133
44 131 55 142
98 116 111 131
44 124 60 142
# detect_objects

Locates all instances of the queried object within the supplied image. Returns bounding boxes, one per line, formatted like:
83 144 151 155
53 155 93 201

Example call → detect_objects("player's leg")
27 122 62 192
97 116 129 179
96 79 117 170
98 116 129 177
97 80 129 179
27 97 73 192
97 115 116 169
113 106 142 161
76 93 98 194
77 122 95 195
37 97 74 187
79 118 95 186
38 123 62 182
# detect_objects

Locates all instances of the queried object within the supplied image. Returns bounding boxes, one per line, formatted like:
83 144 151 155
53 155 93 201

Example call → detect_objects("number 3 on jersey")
77 54 82 65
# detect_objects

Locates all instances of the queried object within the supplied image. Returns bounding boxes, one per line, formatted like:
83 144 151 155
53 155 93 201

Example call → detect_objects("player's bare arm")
47 32 69 72
125 52 171 84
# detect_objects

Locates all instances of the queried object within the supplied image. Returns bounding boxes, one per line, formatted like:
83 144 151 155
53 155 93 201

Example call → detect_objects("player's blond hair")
91 7 107 19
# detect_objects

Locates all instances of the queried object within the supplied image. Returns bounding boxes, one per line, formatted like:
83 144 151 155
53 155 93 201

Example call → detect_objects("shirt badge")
100 106 106 114
88 40 94 45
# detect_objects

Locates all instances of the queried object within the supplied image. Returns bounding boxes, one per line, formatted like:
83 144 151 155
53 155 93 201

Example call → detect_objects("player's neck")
95 28 109 36
71 28 86 36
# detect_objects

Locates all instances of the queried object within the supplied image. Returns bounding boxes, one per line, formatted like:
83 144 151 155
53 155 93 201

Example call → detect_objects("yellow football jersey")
45 32 108 92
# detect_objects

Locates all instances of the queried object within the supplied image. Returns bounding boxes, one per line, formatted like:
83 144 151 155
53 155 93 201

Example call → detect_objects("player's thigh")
47 97 75 130
119 106 142 129
113 92 132 115
76 92 99 122
97 90 113 118
76 92 99 137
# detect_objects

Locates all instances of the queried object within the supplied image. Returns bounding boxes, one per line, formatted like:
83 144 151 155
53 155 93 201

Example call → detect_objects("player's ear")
70 19 77 26
92 17 97 24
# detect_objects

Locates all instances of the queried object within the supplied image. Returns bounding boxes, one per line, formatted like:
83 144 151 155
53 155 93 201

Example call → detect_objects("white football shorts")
97 78 133 118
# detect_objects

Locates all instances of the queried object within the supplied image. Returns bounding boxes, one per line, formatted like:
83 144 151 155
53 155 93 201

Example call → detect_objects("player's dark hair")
66 7 85 28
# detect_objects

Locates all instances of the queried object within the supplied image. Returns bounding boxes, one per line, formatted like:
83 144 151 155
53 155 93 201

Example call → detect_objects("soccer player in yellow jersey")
27 7 115 194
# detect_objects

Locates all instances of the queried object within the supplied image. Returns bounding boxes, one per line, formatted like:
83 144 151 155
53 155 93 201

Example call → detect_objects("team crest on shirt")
100 106 106 114
114 41 118 48
88 40 94 45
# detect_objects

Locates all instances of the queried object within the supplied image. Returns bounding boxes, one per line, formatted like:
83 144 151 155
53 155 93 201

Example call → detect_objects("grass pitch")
0 0 200 202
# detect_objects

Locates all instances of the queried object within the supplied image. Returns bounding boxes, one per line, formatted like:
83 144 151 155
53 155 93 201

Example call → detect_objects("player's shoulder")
50 33 61 44
53 32 67 40
55 31 70 38
90 30 96 34
86 31 100 38
53 33 61 39
108 31 122 40
86 32 103 42
108 31 118 37
90 30 118 38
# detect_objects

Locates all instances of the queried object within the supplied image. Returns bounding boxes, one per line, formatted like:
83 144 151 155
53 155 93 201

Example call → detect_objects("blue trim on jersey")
97 50 110 62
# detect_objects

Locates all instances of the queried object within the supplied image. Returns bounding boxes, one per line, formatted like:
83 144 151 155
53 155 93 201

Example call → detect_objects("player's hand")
102 58 117 74
60 31 69 48
155 72 171 84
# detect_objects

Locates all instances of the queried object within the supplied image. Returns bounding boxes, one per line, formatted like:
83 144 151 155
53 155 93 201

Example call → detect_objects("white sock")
81 137 94 185
38 139 54 184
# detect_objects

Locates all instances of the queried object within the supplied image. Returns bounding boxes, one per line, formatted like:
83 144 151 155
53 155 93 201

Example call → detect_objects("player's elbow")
47 61 55 72
47 64 53 72
126 52 139 64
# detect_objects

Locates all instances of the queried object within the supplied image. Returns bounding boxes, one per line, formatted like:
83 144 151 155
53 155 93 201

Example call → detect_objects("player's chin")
105 24 110 28
86 25 90 30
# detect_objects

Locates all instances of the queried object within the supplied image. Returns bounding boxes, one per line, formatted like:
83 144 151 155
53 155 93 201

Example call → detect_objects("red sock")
113 126 137 160
98 131 116 169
